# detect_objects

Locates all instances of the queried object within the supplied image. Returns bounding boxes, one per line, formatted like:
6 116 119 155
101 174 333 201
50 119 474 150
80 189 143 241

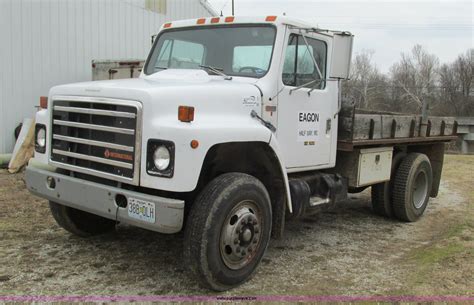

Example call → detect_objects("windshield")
145 25 276 78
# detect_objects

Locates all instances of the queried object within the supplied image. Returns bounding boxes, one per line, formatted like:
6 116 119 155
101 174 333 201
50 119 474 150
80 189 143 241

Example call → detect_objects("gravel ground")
0 154 473 296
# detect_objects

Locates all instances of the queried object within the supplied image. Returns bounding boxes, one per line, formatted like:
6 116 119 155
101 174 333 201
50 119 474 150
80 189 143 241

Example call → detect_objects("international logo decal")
104 149 132 161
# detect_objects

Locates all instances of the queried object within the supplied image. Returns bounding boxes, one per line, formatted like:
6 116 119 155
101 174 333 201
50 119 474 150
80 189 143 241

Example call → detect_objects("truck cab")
26 16 454 291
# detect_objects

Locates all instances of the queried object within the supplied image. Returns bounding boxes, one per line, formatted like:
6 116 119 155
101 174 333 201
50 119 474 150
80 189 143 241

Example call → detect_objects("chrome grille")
49 96 142 185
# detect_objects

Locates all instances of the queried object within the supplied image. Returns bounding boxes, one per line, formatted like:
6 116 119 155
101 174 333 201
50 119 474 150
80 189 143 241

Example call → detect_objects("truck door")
276 30 336 169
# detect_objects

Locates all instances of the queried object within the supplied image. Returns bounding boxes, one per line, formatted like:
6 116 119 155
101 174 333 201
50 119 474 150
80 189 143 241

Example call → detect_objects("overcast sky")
206 0 473 72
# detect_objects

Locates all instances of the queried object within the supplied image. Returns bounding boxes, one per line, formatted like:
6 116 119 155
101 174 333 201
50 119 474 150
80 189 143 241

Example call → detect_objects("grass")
401 155 474 293
411 242 465 265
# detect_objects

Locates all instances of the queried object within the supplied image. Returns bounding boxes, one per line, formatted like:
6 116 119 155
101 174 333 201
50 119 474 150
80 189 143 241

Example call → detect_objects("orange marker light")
265 16 277 22
40 96 48 109
224 16 235 23
196 18 206 24
163 22 172 28
190 140 199 149
178 106 195 123
211 17 220 24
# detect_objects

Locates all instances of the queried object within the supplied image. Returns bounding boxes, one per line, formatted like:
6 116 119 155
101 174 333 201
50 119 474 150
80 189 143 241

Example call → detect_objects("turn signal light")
40 96 48 109
163 22 172 28
178 106 195 122
266 16 277 22
224 16 234 23
190 140 199 149
196 18 206 24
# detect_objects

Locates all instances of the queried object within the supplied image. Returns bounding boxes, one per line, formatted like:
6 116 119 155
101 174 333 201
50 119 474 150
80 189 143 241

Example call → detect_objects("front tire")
49 201 116 237
392 153 433 222
184 173 272 291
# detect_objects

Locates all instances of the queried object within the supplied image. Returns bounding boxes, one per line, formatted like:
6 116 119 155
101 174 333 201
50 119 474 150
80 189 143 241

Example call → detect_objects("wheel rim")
219 200 263 270
412 170 428 209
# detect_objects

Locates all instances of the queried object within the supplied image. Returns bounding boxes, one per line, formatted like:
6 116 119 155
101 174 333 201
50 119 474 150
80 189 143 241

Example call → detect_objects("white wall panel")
0 0 216 153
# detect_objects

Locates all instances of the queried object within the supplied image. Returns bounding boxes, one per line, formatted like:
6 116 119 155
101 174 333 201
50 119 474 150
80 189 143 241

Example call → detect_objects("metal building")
0 0 216 153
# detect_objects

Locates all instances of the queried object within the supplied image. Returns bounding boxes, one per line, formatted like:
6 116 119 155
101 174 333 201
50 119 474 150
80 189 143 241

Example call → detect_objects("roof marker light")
197 18 206 24
224 16 234 23
265 16 277 21
211 17 220 24
163 22 172 28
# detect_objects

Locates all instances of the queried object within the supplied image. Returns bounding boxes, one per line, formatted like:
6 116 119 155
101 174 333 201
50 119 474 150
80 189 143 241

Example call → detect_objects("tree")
389 44 439 117
435 49 473 116
345 49 386 109
454 49 473 98
343 46 473 117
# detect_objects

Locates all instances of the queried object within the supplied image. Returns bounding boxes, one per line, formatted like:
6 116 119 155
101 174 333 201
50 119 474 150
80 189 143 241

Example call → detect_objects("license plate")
127 198 156 223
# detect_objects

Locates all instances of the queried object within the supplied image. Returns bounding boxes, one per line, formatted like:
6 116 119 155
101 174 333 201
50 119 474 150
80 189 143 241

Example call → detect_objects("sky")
206 0 473 73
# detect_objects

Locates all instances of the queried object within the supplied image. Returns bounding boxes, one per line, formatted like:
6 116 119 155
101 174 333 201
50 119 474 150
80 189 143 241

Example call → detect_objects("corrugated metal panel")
0 0 216 153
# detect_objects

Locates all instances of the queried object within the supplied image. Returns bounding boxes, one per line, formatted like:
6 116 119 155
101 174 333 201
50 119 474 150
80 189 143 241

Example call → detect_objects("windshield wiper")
199 65 232 80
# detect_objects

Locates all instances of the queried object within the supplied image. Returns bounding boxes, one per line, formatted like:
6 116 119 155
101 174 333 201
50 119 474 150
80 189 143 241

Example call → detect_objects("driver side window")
282 34 327 89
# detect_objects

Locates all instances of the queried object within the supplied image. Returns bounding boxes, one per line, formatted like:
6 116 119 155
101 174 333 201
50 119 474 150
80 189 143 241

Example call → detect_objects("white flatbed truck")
26 16 458 291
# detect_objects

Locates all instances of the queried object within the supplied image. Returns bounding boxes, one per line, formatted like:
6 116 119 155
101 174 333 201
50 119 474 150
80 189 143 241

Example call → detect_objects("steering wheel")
239 66 261 74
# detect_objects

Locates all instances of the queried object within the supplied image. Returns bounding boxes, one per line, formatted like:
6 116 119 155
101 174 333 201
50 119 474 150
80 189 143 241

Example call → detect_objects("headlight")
36 129 46 147
35 124 46 153
153 146 170 170
147 140 175 178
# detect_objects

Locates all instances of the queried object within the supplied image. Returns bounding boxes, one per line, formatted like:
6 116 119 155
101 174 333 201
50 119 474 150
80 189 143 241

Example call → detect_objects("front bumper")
25 165 184 234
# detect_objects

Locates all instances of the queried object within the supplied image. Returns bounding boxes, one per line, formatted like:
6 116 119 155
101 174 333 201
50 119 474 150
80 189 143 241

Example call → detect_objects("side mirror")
329 32 354 79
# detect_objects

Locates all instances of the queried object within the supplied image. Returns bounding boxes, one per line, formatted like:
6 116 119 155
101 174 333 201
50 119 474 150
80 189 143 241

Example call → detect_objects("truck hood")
49 69 263 120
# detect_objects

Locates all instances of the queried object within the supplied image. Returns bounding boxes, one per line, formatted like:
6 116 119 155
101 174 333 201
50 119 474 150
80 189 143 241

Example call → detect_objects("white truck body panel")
47 72 271 192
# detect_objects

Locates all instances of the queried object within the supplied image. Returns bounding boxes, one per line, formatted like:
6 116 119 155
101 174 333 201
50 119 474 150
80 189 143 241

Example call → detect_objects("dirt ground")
0 155 473 297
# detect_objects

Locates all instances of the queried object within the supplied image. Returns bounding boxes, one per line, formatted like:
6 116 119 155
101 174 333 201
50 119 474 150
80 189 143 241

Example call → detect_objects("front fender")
139 114 272 192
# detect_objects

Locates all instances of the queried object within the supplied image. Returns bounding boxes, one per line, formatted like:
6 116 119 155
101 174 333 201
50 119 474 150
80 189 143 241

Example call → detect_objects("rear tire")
184 173 272 291
371 152 406 218
49 201 116 237
392 153 433 222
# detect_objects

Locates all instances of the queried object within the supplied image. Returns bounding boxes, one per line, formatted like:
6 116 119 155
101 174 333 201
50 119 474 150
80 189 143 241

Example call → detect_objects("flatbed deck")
337 100 458 151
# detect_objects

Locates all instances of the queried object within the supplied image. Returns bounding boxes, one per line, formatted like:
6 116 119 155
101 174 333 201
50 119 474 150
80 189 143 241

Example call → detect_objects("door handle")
326 119 332 134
